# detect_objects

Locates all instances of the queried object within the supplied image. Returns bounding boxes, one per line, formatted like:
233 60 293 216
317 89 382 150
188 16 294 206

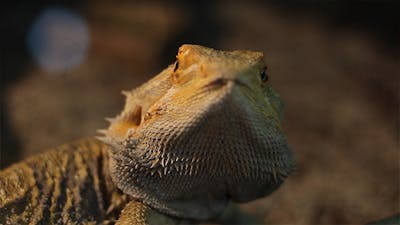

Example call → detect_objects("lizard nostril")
214 78 228 86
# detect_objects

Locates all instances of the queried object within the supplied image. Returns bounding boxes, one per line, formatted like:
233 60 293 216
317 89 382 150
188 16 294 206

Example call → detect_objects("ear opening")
99 105 142 145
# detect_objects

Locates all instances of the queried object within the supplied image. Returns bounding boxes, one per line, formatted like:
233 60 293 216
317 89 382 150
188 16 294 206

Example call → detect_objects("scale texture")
0 139 128 224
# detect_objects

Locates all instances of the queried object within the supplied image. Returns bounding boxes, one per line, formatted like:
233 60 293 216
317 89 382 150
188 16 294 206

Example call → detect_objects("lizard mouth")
204 78 251 90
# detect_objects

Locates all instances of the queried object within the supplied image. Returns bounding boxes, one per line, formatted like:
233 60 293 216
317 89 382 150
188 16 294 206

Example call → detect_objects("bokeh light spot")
27 7 89 73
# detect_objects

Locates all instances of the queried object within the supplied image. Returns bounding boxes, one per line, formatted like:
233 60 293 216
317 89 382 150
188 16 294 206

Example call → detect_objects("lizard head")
171 44 285 122
99 44 295 220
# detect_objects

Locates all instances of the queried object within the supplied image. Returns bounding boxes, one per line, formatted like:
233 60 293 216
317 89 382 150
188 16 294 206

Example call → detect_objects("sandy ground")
2 1 399 224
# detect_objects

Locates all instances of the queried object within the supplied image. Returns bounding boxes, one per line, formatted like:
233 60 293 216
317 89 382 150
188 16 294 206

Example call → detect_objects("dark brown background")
1 1 399 224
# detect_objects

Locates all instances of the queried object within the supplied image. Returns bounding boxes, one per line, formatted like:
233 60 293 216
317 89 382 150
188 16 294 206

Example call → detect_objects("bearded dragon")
0 44 295 224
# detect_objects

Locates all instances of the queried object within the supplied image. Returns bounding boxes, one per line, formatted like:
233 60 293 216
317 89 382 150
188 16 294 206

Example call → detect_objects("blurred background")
1 0 399 224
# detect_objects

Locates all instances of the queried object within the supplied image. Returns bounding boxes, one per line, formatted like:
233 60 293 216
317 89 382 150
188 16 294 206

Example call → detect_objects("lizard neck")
98 140 132 217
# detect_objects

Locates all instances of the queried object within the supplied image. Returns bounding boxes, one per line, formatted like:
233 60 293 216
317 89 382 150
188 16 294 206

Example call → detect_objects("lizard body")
0 138 128 224
0 45 295 224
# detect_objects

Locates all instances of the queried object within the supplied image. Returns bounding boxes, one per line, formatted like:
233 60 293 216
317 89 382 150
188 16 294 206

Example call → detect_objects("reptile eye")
173 61 179 72
260 67 268 82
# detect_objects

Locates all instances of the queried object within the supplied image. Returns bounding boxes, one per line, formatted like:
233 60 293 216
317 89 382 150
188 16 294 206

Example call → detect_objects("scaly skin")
0 45 295 224
0 138 129 224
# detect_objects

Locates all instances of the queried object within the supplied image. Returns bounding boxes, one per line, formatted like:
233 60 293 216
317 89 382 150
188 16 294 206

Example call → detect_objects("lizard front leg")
116 200 195 225
116 200 266 225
